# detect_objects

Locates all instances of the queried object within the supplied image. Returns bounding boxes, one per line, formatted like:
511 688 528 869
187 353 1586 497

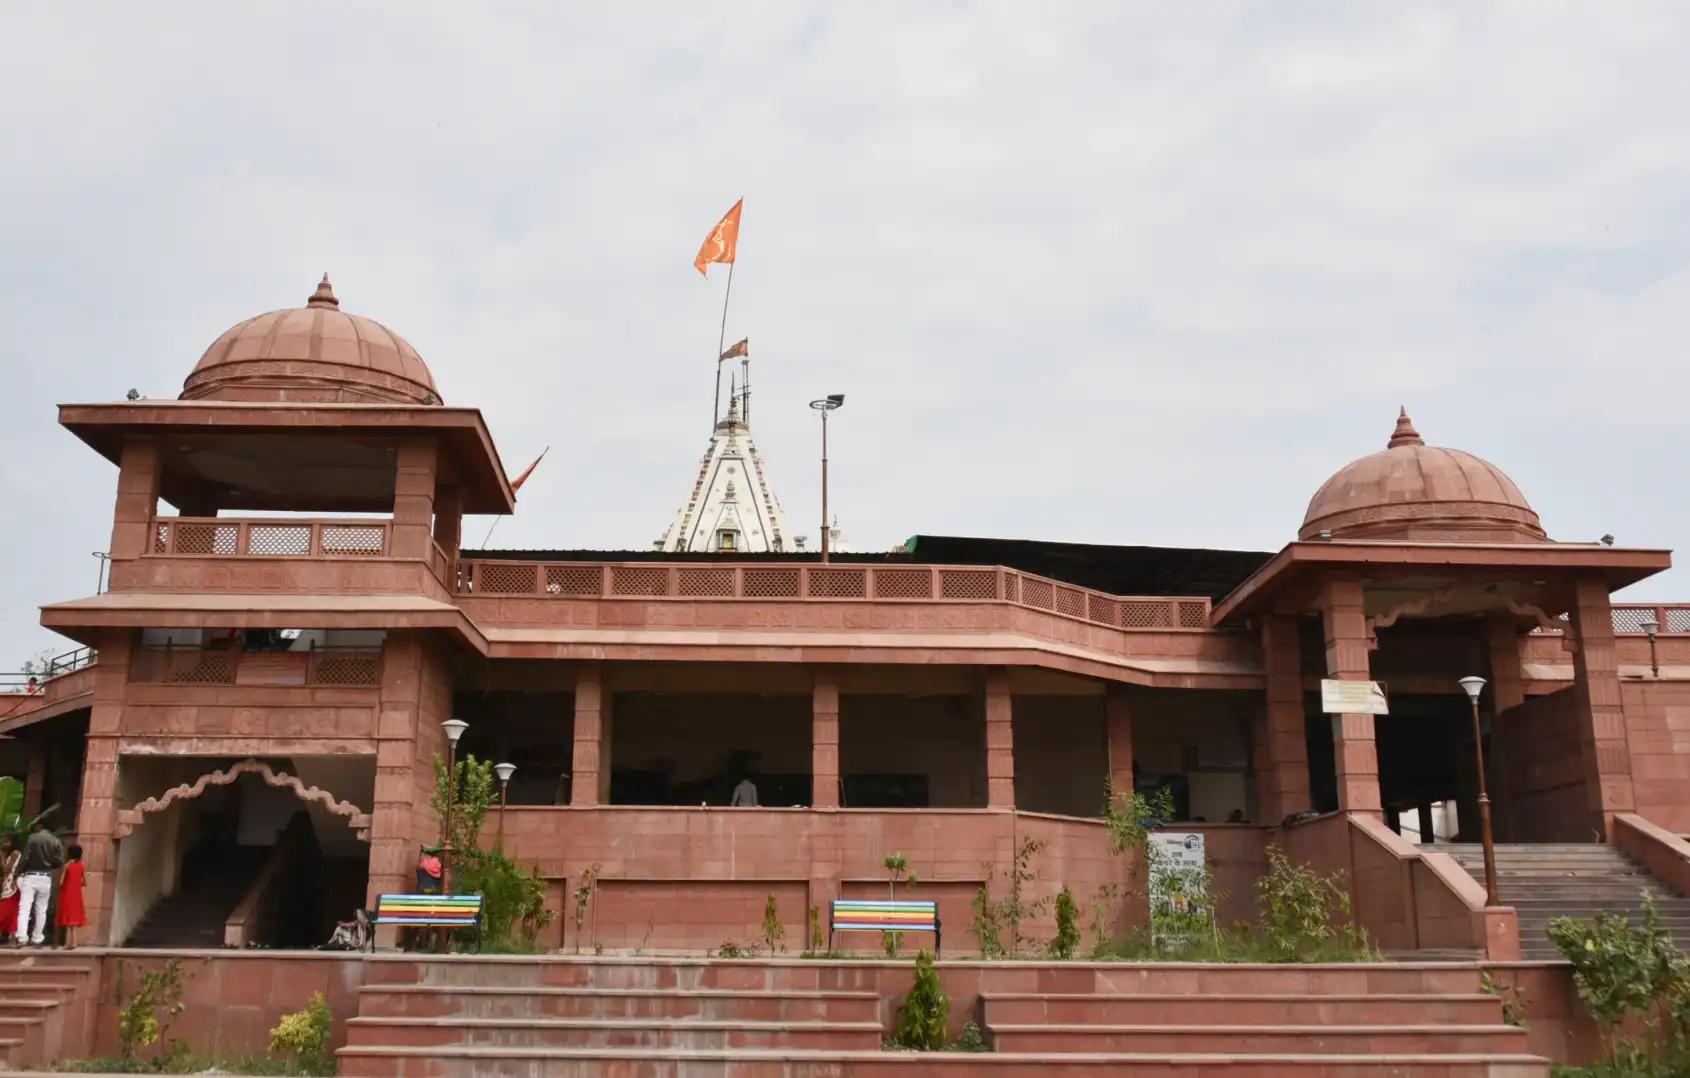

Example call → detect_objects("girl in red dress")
56 844 85 948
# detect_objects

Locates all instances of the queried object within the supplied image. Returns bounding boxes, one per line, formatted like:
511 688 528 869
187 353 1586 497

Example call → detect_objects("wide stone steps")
1432 841 1690 960
359 984 881 1022
347 1015 885 1051
981 991 1503 1025
0 953 97 1071
988 1023 1527 1055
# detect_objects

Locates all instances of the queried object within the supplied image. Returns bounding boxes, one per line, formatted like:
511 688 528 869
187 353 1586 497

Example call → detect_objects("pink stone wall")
1622 680 1690 833
1498 688 1592 842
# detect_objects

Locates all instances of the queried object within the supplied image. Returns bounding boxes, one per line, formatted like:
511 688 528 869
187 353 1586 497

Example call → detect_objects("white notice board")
1320 678 1389 715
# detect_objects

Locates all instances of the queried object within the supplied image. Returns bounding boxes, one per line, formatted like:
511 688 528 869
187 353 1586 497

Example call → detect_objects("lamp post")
809 395 845 563
1457 677 1499 907
440 718 469 891
493 761 516 852
1641 617 1661 678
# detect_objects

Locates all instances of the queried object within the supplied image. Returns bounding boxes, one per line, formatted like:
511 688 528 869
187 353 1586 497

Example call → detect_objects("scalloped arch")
113 759 371 841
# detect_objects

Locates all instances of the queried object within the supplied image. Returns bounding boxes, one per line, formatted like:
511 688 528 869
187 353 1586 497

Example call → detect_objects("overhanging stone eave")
1211 539 1673 625
478 626 1264 689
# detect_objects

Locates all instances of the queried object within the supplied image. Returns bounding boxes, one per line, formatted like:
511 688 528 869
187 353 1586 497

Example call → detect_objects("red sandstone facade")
5 277 1690 974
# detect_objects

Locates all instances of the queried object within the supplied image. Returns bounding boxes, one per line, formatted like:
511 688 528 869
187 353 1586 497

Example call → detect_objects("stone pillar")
1569 578 1635 838
1321 576 1381 814
1258 613 1311 823
21 741 47 818
1486 616 1526 841
107 437 162 562
75 631 131 944
985 667 1014 809
369 632 426 913
433 483 463 558
390 438 439 561
571 663 608 807
1105 685 1134 804
812 667 840 809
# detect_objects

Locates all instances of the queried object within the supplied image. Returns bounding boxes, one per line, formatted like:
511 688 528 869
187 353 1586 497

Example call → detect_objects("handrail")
453 559 1215 633
132 643 382 687
149 516 391 558
1612 813 1690 899
0 646 97 692
225 814 317 948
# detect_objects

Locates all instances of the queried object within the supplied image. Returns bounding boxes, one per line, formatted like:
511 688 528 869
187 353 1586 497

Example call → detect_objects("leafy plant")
1088 883 1123 957
115 958 189 1070
761 893 787 955
1103 783 1174 856
1049 885 1080 959
715 940 753 958
969 882 1004 958
808 905 824 953
882 852 919 956
890 951 949 1050
267 993 334 1075
430 753 495 864
454 847 554 948
970 838 1050 958
571 863 601 954
1480 970 1531 1030
1547 895 1690 1073
1255 846 1368 961
944 1020 990 1052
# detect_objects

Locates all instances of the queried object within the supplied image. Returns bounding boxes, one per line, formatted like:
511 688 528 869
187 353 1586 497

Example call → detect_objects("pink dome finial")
1387 406 1423 449
307 274 339 310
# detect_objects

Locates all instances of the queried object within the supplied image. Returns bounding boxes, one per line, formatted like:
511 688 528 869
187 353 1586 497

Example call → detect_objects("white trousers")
14 873 51 944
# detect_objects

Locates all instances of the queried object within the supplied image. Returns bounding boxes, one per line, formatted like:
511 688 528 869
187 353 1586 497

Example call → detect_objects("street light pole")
440 719 469 892
493 762 516 853
809 395 844 563
1641 617 1661 678
1457 677 1499 907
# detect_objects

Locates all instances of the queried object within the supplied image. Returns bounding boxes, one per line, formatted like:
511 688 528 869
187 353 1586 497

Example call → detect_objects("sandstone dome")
180 276 440 405
1299 409 1546 543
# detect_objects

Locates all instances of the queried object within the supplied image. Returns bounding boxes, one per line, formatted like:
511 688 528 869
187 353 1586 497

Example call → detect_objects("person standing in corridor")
13 817 62 947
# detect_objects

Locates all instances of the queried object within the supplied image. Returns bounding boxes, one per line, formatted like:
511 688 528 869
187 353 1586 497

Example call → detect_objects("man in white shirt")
730 775 759 807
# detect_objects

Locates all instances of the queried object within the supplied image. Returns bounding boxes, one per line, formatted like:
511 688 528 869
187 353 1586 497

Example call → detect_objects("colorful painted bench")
829 898 940 955
369 893 483 951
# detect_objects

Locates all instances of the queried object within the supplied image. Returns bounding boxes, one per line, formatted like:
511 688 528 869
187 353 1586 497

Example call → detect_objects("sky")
1 4 1687 665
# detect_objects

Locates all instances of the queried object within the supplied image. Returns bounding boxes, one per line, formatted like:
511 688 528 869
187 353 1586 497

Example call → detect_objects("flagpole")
712 261 735 428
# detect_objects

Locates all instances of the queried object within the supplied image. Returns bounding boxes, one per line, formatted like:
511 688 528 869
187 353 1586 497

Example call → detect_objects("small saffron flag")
694 199 743 277
510 447 549 494
720 338 749 361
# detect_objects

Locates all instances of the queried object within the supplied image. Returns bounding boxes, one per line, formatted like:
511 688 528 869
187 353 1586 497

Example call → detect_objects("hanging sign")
1320 678 1389 715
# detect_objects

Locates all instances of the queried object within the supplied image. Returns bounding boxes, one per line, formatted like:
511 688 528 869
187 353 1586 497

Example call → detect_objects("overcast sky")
2 5 1687 664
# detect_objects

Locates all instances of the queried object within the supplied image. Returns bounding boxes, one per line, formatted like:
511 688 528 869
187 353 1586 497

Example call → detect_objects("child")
56 844 85 949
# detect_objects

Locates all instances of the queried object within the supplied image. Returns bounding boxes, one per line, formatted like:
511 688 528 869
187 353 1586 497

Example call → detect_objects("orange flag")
694 199 743 277
510 447 549 494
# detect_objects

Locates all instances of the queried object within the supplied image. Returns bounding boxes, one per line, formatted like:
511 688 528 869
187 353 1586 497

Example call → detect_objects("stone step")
345 1015 885 1051
980 992 1504 1026
333 1045 1553 1077
358 984 881 1022
987 1023 1530 1056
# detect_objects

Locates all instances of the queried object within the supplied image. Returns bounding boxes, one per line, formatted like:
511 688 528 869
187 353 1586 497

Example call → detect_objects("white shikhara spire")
658 390 794 553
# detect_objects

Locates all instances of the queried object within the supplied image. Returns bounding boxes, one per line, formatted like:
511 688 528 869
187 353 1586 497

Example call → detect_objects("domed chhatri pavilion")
4 277 1689 1066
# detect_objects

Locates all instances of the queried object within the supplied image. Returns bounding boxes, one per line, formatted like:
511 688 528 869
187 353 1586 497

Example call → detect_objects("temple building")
3 274 1688 984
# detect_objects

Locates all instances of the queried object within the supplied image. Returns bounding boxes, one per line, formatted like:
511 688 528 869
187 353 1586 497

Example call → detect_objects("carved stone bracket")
113 758 372 841
1500 596 1579 653
1362 587 1579 654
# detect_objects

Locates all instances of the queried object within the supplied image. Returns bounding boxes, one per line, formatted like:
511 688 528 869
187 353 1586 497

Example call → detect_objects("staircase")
337 956 1549 1076
124 848 265 947
1437 842 1690 961
0 950 97 1070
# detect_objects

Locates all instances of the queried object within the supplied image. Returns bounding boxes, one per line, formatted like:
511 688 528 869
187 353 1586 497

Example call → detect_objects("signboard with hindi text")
1320 678 1389 715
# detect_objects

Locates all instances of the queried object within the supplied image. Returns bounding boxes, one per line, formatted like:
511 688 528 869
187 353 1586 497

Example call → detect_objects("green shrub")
761 893 787 955
268 993 334 1075
115 958 189 1070
944 1020 989 1052
1255 846 1369 961
454 848 553 948
890 951 949 1050
1049 886 1080 959
1547 895 1690 1073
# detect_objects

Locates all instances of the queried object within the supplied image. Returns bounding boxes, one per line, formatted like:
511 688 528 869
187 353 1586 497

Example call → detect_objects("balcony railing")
1611 604 1690 634
132 645 382 686
454 560 1214 632
150 517 390 558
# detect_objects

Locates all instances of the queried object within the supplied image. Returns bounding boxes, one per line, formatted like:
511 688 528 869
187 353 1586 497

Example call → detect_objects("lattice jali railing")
475 562 541 594
1052 586 1086 619
247 525 311 556
320 525 385 556
1178 600 1211 628
872 568 933 599
310 650 381 685
1611 607 1657 634
678 567 736 597
544 565 603 596
1671 610 1690 634
743 567 801 598
611 566 669 596
1087 594 1119 625
1020 577 1054 611
1122 600 1175 629
134 648 237 684
1611 605 1690 634
808 567 867 598
175 522 238 556
941 569 999 600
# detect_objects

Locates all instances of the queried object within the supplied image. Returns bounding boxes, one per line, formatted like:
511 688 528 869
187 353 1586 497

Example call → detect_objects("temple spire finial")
1388 406 1423 449
307 273 339 310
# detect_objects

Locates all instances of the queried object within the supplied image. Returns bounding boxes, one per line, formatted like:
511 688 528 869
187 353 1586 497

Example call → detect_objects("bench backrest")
373 893 483 925
830 899 938 933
